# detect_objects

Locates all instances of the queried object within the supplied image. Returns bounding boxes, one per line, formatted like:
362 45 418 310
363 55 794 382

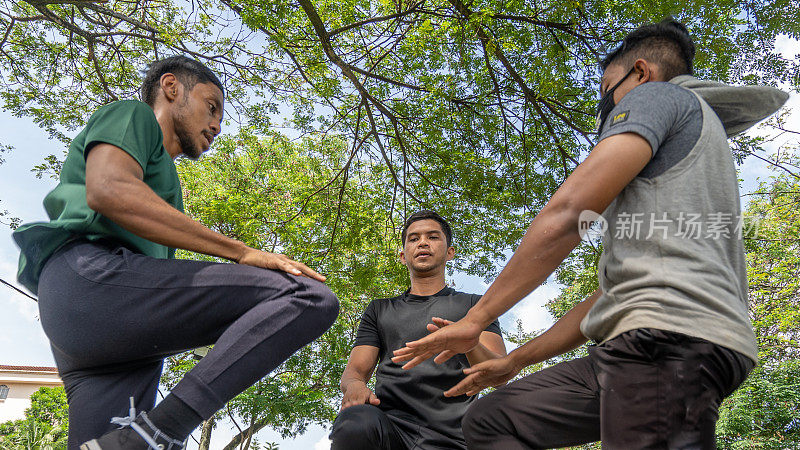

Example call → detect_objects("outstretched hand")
444 356 520 397
237 247 326 282
392 316 482 369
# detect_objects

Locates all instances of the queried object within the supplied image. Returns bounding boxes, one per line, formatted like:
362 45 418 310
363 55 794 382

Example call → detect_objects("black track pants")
37 240 339 449
463 328 753 449
330 405 410 450
329 404 467 450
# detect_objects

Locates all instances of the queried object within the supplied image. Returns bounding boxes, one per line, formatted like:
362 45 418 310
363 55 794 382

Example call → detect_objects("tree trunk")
220 421 270 450
198 418 215 450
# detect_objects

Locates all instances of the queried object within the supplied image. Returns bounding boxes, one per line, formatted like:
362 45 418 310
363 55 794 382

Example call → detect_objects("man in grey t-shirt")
392 21 788 448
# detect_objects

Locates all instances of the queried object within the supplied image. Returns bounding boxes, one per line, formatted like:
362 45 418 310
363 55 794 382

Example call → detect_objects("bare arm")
393 132 652 368
506 289 600 369
465 133 650 327
85 143 324 280
339 345 380 410
466 331 507 365
443 289 600 397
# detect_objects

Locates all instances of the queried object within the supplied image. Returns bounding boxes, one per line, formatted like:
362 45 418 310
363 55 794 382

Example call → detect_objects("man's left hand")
444 355 520 397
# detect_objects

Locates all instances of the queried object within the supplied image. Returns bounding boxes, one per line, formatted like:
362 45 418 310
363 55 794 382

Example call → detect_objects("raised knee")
462 395 500 440
309 283 339 326
331 404 381 443
337 403 379 423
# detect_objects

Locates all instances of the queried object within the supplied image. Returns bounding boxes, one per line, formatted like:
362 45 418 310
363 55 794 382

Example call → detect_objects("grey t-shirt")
355 287 502 448
580 81 758 362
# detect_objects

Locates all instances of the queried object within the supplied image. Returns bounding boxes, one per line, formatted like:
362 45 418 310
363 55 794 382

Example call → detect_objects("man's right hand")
237 247 326 282
340 381 380 411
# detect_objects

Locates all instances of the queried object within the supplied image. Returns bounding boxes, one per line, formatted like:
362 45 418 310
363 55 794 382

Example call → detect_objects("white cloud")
314 436 331 450
507 283 559 333
774 35 800 60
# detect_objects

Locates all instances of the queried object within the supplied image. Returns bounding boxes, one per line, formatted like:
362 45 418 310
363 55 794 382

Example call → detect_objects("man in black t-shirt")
329 211 506 450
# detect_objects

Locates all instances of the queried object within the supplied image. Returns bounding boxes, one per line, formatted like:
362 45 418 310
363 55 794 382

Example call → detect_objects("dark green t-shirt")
13 100 183 294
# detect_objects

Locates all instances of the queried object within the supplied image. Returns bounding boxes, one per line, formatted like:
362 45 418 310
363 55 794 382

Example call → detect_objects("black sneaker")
80 398 185 450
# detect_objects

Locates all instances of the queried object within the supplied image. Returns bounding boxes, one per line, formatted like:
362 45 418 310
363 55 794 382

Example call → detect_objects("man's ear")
446 246 455 261
160 73 181 103
398 249 407 265
633 58 656 84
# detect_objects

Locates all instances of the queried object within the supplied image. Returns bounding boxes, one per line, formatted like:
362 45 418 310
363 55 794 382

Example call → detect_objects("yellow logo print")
611 111 629 125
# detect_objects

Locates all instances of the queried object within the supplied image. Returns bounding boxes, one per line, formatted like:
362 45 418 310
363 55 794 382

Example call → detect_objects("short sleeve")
354 300 382 348
83 101 162 171
472 295 502 336
598 82 697 158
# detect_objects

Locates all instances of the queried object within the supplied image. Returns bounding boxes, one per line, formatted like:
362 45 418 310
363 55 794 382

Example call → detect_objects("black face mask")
595 67 635 133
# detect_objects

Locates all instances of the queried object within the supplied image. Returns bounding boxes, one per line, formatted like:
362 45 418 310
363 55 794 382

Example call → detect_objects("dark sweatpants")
37 240 339 449
463 328 753 449
329 404 466 450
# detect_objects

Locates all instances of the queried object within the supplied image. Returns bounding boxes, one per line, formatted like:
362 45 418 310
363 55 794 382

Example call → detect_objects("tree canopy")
2 0 799 276
0 386 68 449
1 0 799 448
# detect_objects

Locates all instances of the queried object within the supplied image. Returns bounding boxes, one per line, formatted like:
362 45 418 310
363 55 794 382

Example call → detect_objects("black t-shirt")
355 287 502 446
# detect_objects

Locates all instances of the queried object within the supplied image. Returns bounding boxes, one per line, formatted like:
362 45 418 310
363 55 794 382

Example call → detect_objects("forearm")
507 290 600 369
339 370 371 394
91 178 247 261
465 342 503 366
466 205 582 328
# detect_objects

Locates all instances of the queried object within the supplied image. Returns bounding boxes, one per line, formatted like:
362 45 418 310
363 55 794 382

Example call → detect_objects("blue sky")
0 35 797 448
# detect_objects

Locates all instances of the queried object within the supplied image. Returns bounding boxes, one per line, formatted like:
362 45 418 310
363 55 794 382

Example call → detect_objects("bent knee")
337 403 381 421
331 404 382 442
303 281 339 327
316 285 340 324
462 395 503 438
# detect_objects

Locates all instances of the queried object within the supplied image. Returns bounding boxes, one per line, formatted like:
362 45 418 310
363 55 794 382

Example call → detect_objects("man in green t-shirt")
13 56 339 450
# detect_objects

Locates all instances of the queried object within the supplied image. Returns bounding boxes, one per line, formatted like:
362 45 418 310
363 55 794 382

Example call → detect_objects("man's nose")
210 118 221 136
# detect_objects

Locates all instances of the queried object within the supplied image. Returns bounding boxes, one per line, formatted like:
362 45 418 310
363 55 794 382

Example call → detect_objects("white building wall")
0 367 62 423
0 384 38 423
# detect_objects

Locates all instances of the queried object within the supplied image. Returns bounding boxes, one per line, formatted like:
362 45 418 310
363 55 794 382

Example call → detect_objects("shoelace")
110 398 185 450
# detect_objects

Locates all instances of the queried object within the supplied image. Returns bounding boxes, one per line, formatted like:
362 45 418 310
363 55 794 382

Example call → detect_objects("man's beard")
174 109 202 160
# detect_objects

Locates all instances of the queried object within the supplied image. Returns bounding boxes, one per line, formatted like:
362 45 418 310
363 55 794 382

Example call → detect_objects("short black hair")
140 55 224 107
401 210 453 247
600 19 695 81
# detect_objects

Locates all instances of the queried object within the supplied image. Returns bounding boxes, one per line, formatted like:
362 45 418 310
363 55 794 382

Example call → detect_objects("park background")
0 0 798 448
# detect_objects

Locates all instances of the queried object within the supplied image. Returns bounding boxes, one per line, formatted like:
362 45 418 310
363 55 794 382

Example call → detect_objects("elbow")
86 179 121 216
86 186 107 214
536 197 587 238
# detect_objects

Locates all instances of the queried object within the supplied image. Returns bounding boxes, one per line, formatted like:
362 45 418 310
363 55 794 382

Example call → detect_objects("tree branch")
328 1 424 38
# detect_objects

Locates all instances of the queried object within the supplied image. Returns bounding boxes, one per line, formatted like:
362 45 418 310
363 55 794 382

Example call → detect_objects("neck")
153 105 182 160
408 270 446 296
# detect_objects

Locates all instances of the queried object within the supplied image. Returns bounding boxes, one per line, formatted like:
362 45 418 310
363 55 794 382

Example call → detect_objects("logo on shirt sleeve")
610 110 629 126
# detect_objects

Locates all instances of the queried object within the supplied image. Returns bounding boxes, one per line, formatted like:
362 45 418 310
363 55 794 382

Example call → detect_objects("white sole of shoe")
80 439 102 450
